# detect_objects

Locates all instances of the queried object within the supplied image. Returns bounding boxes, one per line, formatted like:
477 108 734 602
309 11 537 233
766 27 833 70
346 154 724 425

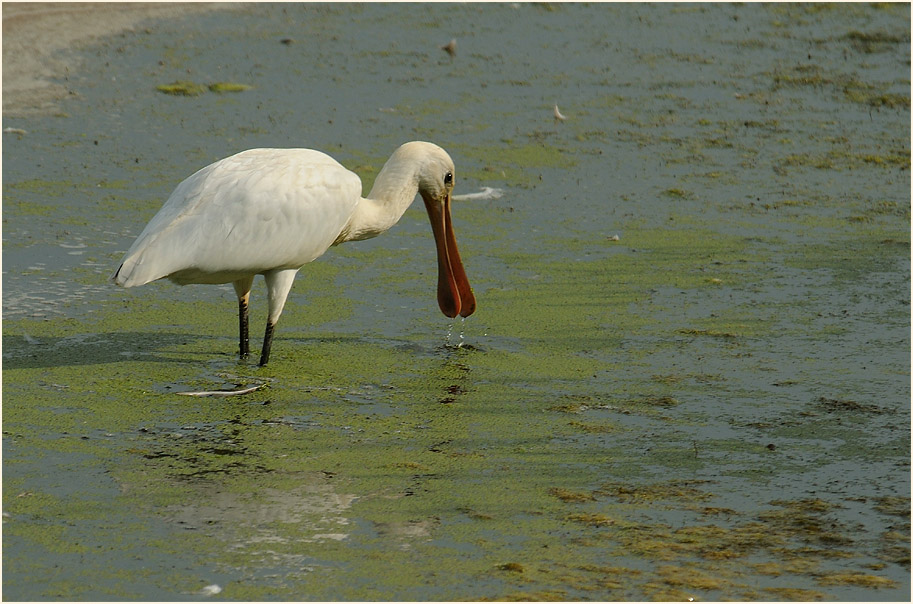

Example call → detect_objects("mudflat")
2 2 230 116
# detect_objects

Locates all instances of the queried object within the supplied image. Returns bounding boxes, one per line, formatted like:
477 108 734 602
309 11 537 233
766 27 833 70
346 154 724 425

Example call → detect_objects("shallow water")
3 3 910 601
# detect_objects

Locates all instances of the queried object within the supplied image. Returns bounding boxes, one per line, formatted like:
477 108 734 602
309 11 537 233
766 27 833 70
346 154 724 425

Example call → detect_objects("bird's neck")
335 156 420 244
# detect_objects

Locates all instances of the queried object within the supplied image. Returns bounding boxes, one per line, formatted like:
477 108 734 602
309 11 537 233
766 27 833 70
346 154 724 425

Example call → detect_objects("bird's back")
113 148 363 287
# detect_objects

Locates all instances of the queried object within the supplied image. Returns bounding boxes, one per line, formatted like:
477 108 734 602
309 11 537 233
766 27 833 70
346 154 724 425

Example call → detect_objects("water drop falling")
445 321 454 347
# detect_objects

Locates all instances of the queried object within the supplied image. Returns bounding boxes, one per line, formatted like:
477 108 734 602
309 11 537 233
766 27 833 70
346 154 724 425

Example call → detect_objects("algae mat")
3 3 910 601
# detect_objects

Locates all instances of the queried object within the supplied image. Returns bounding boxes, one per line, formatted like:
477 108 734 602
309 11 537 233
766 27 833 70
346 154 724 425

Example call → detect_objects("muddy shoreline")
2 2 235 117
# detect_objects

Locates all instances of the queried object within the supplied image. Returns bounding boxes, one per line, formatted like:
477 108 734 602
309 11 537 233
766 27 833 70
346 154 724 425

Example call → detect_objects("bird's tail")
110 254 148 287
110 261 134 287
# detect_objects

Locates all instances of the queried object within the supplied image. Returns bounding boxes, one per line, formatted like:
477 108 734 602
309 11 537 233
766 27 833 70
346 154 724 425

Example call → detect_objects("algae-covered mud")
3 3 909 601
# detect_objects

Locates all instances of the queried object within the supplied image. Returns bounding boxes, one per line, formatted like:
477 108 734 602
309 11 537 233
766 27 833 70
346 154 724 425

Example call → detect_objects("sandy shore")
2 2 233 117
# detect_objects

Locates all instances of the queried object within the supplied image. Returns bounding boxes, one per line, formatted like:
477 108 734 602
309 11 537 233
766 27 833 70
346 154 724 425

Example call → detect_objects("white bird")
112 141 475 366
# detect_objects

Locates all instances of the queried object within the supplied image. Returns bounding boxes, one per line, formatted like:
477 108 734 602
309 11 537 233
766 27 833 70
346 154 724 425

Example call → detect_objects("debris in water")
553 104 567 122
441 38 457 58
200 584 222 596
177 385 264 397
452 187 504 201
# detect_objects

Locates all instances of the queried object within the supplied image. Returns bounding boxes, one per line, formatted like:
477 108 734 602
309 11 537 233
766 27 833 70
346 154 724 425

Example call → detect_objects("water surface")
3 3 910 600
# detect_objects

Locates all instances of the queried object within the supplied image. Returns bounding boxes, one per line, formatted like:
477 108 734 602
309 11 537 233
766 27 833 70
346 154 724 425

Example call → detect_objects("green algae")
536 476 904 596
874 496 911 517
207 82 253 93
763 587 828 600
454 141 578 186
6 312 905 596
155 81 253 96
549 487 595 503
566 513 616 528
8 206 899 601
677 328 741 339
663 187 692 199
844 29 909 52
597 480 714 505
776 148 910 173
817 571 899 589
156 80 207 96
843 88 910 109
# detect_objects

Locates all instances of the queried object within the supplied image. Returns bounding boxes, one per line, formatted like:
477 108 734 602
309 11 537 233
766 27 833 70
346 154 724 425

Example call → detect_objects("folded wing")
113 148 363 286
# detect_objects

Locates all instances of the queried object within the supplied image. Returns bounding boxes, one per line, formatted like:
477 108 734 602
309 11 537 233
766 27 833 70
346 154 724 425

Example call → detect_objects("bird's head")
397 142 475 319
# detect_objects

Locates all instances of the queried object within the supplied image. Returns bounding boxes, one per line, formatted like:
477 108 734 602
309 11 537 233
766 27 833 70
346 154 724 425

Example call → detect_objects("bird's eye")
444 171 453 186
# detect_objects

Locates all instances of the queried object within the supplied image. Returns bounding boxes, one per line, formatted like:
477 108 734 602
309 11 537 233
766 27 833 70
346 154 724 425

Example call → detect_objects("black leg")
239 296 250 358
259 321 275 366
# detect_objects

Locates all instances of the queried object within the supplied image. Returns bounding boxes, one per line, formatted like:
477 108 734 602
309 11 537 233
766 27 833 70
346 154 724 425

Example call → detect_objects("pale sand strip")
2 2 236 117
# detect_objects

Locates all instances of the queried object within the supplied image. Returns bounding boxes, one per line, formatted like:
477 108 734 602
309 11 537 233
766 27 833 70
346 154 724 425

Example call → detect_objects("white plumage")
116 149 361 286
113 141 475 366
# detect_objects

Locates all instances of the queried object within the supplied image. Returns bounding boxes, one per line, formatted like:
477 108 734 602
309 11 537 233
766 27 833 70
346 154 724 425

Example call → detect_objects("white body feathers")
114 148 363 287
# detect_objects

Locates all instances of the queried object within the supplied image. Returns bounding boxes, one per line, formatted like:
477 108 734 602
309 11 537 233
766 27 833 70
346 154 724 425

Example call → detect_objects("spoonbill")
112 141 475 366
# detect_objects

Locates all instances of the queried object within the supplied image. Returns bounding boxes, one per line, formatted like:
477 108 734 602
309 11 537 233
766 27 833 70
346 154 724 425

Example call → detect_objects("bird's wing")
114 149 363 286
